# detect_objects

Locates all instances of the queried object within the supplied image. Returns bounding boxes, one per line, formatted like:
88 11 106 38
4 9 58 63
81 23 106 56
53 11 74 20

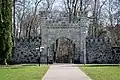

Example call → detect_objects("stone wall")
10 37 47 63
86 37 120 64
7 37 120 64
112 47 120 63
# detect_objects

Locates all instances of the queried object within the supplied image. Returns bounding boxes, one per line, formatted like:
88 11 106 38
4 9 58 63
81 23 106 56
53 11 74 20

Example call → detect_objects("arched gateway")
41 17 88 63
11 17 88 64
52 37 75 63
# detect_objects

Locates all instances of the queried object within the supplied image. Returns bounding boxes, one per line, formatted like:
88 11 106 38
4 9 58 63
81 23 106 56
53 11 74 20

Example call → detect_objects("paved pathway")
42 64 92 80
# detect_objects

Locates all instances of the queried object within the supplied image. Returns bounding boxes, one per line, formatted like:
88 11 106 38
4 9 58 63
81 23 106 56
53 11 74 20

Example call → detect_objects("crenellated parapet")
10 36 46 64
86 37 120 64
86 37 111 44
41 16 88 28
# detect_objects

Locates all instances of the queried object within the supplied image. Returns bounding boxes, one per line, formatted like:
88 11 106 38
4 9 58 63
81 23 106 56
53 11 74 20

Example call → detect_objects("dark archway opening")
52 37 75 63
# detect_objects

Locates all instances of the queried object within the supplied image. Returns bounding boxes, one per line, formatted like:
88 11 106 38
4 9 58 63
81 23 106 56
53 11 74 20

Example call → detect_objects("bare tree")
15 0 31 38
66 0 79 22
62 0 91 22
12 0 16 47
28 0 42 38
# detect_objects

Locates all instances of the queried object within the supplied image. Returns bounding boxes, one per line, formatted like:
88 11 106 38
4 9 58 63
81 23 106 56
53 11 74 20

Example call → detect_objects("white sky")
53 0 63 11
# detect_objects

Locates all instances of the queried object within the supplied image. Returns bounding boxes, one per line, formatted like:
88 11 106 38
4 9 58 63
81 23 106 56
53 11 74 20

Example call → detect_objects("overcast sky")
53 0 63 11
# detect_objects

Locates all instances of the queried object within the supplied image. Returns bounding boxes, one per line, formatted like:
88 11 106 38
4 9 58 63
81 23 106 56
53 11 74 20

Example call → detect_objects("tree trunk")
0 0 12 65
92 0 97 37
3 59 7 65
13 0 16 46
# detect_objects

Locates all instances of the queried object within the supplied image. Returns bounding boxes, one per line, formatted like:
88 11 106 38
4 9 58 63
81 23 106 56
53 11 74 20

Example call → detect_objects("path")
42 64 92 80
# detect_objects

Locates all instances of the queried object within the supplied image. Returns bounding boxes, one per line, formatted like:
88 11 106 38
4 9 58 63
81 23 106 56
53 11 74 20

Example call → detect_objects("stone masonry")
86 37 120 64
9 17 88 63
7 17 120 64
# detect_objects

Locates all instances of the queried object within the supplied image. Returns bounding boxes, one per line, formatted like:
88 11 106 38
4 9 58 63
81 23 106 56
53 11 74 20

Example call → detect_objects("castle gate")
41 17 88 63
52 37 75 63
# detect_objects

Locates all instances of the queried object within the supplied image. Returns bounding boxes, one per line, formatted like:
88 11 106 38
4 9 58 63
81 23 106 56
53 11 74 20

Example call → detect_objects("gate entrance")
53 37 75 63
41 17 88 63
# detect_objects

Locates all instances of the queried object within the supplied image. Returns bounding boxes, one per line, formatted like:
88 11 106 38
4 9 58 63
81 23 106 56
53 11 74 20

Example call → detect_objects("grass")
80 64 120 80
0 64 49 80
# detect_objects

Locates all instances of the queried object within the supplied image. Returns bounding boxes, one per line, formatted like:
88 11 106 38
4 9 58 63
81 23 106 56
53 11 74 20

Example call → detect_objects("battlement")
46 26 81 29
86 37 111 43
16 36 41 43
46 22 81 27
41 17 88 27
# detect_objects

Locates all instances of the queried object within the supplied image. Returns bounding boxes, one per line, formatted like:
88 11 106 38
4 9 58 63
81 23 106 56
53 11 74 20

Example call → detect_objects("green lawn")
80 65 120 80
0 64 49 80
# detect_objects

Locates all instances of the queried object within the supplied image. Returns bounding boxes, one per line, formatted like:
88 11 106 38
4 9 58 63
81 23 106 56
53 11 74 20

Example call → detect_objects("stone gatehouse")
9 17 120 64
10 17 88 63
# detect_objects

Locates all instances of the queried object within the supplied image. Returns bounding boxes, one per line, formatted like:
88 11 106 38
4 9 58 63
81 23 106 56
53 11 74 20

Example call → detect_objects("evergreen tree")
0 0 13 65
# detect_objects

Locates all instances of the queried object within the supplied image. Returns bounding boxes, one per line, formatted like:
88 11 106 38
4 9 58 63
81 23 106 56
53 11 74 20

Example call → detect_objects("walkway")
42 64 92 80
